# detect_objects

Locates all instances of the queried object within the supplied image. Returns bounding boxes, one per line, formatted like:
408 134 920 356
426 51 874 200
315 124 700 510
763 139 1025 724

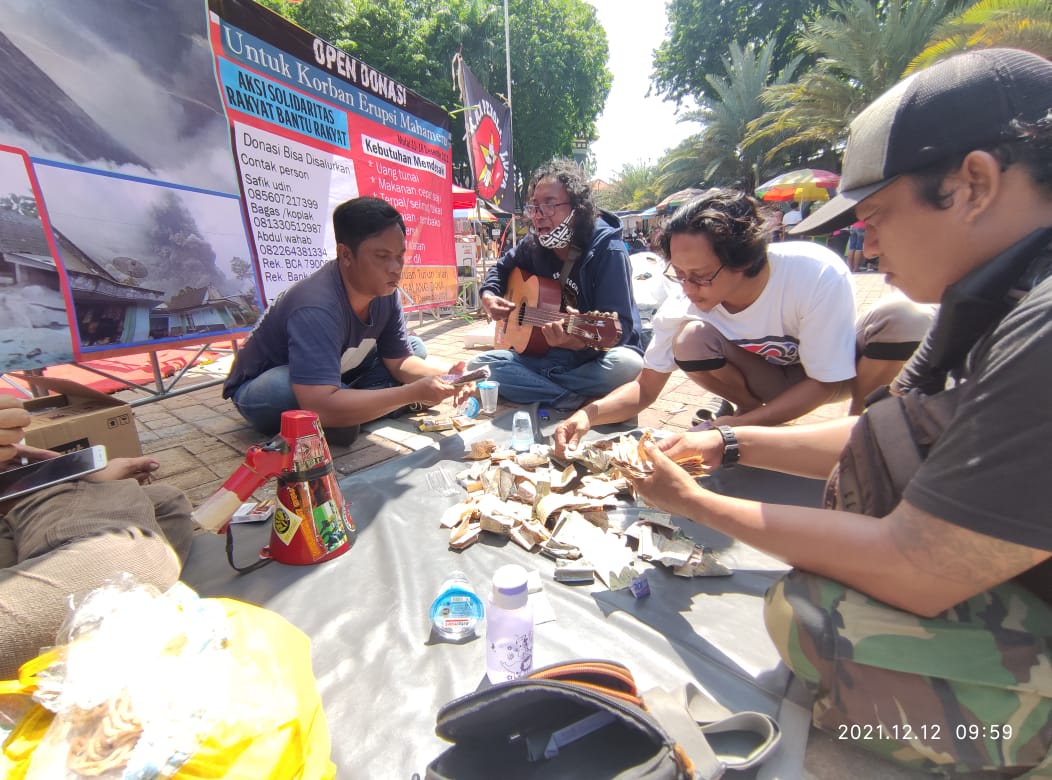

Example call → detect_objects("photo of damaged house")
0 205 260 355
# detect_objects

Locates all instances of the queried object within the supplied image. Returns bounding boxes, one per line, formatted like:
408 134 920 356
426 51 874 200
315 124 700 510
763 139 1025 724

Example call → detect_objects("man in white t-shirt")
782 201 803 231
554 189 934 449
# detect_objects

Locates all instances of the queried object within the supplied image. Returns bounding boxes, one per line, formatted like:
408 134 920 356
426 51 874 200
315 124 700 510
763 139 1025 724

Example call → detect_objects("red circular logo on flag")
470 115 505 201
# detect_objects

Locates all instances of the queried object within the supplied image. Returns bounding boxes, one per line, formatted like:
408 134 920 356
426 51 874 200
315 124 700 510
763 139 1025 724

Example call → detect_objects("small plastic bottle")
430 571 485 640
456 397 481 419
486 564 534 683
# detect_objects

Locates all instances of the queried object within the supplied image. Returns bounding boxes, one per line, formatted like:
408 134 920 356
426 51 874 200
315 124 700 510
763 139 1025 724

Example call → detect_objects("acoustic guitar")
500 268 621 356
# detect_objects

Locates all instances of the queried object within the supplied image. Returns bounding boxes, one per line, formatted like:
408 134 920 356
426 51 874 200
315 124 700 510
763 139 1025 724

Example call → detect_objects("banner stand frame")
4 341 238 407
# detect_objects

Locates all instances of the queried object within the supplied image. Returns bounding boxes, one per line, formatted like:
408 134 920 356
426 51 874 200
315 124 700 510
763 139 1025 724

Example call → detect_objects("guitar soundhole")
516 301 527 326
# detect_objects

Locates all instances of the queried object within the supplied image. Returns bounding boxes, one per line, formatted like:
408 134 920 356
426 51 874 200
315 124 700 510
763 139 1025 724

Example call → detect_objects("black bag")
426 660 780 780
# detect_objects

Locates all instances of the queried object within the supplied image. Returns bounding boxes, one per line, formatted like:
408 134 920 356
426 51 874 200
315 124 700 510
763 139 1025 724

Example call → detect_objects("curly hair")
527 158 597 249
658 189 770 278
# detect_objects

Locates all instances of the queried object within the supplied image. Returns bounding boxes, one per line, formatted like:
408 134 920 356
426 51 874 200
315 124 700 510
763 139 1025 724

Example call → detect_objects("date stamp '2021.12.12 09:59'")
838 723 1015 742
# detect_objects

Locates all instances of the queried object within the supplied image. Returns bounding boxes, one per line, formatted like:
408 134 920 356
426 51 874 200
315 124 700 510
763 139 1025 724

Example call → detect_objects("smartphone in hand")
0 445 108 502
439 366 491 386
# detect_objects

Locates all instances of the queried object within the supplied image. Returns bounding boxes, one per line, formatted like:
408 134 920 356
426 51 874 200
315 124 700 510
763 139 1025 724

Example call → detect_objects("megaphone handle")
191 487 244 534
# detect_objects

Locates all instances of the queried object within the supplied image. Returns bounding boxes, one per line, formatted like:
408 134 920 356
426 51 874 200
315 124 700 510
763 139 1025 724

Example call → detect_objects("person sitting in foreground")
467 159 643 411
0 395 193 678
224 197 469 444
626 48 1052 775
554 189 934 451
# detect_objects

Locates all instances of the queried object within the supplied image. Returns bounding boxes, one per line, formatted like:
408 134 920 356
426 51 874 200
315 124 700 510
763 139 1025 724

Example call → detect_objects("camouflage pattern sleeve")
765 569 1052 776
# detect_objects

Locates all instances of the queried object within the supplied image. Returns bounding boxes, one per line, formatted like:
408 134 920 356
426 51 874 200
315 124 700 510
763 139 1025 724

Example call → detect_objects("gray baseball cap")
792 48 1052 236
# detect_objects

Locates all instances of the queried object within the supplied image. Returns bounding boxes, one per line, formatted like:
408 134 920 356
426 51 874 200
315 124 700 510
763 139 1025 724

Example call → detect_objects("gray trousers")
0 479 193 679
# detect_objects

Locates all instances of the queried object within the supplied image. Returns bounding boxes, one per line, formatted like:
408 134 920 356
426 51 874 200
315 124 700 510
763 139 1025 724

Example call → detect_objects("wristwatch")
717 425 739 468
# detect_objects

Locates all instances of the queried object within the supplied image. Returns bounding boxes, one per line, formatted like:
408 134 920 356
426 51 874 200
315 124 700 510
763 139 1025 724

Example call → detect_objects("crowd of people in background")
616 201 878 276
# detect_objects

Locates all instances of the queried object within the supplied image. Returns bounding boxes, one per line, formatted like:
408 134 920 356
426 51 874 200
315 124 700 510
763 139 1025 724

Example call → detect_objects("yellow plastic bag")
0 598 335 780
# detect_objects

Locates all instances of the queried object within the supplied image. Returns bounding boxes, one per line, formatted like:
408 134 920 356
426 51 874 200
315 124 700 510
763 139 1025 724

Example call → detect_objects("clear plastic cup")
478 380 499 414
510 411 534 452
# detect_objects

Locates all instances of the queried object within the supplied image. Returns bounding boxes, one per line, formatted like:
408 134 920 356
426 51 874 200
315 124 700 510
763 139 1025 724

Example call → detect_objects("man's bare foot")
85 456 160 484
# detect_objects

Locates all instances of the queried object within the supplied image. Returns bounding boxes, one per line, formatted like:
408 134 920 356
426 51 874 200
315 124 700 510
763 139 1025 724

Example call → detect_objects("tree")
652 0 835 104
747 0 960 161
251 0 612 205
595 161 662 211
230 256 253 282
251 0 350 42
911 0 1052 69
421 0 505 183
661 41 802 193
500 0 611 201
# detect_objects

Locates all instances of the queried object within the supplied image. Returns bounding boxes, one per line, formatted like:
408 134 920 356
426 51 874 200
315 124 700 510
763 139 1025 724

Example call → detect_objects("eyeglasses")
523 202 571 218
664 262 725 287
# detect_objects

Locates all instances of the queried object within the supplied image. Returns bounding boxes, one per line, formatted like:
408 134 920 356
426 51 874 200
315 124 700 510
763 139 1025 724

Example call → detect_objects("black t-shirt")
901 237 1052 598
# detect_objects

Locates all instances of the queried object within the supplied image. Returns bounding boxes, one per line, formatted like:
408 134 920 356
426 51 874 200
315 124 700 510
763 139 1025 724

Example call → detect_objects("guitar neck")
516 307 617 345
565 313 603 336
516 308 597 328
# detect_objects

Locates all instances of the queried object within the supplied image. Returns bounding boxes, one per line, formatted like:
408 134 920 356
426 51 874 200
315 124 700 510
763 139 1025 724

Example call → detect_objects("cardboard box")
20 377 142 459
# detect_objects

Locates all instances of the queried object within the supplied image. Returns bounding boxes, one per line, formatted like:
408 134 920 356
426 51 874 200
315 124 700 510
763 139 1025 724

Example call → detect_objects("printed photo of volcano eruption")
0 1 262 365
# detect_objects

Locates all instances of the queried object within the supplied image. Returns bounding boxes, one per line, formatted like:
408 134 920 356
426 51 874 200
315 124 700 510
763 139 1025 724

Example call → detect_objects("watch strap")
717 425 739 468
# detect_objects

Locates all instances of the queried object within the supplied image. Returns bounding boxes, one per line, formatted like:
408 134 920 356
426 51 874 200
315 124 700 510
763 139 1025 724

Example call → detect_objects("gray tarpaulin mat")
180 409 823 779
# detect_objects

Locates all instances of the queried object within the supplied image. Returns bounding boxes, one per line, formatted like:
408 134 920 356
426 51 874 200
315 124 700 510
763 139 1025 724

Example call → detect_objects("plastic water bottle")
430 571 485 640
456 397 481 419
486 564 534 683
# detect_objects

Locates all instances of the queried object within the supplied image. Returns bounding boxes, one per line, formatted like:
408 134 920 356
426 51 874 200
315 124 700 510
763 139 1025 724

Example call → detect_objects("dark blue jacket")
479 211 643 355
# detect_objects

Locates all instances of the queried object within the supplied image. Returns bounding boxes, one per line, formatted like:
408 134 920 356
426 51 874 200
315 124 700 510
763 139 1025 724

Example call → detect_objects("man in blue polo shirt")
224 197 465 444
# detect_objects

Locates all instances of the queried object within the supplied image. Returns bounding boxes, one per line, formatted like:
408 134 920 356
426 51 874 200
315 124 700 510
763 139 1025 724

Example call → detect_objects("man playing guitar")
467 158 643 411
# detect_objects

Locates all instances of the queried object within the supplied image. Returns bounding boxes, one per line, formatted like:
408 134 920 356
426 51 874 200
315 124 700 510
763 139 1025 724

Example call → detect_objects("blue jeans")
232 336 427 435
466 347 643 410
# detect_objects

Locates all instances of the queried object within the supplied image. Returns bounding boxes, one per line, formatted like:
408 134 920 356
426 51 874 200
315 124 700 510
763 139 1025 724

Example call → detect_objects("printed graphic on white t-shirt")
735 335 801 365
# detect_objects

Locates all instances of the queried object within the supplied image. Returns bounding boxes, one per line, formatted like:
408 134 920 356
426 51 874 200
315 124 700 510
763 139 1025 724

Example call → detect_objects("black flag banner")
455 56 515 213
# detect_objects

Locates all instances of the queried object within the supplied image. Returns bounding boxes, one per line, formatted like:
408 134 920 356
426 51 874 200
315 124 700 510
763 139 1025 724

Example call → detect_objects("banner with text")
211 0 454 312
0 0 453 374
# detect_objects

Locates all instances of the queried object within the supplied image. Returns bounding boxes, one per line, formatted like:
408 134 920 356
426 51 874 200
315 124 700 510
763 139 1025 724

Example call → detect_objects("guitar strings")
516 310 603 340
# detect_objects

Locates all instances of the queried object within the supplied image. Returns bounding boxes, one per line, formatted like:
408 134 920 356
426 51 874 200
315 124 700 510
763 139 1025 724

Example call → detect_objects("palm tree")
596 161 662 211
659 41 802 194
911 0 1052 69
747 0 958 160
655 134 707 195
425 0 503 74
